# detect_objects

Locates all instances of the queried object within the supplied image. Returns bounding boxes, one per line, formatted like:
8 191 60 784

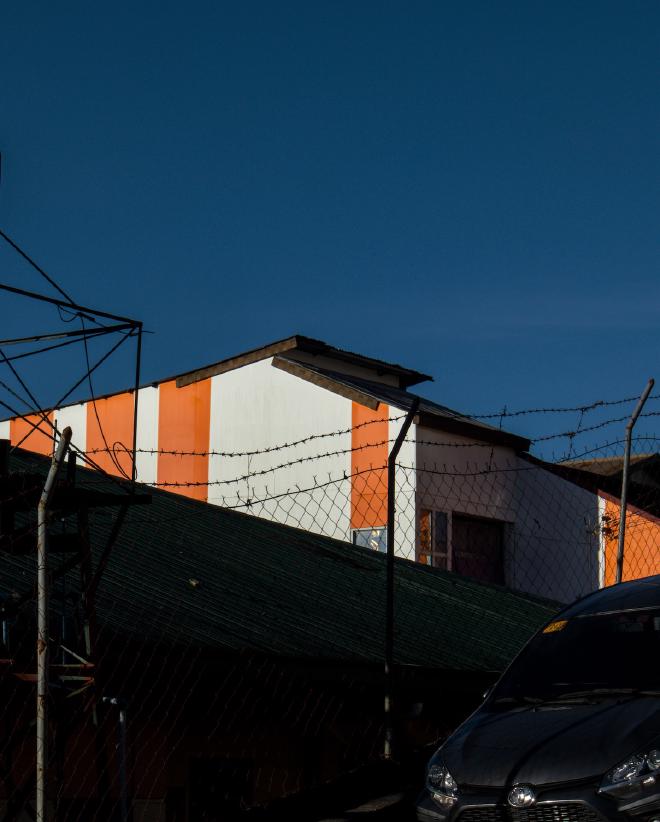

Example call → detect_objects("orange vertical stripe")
86 393 135 478
10 412 54 456
603 495 660 585
351 402 389 529
157 379 211 502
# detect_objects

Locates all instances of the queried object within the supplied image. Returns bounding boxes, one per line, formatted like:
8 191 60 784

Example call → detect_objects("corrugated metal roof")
1 450 556 672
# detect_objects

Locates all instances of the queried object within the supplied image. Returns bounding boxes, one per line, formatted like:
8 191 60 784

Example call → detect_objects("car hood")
441 697 660 787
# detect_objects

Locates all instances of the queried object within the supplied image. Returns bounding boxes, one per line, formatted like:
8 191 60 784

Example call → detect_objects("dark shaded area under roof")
1 450 555 673
274 357 531 453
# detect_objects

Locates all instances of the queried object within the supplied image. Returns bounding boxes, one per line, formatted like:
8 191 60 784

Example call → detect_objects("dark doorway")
452 515 505 584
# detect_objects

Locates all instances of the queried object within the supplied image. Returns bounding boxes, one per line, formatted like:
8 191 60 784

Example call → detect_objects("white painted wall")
135 386 159 486
53 403 87 460
0 420 9 440
208 358 353 540
509 460 600 602
415 428 518 524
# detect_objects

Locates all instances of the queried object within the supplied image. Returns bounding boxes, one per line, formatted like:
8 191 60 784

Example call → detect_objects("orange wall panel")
602 495 660 585
86 393 135 479
351 402 389 529
157 379 211 501
10 412 54 456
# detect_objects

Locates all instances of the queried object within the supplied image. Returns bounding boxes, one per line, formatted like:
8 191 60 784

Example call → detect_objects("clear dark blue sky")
1 1 658 455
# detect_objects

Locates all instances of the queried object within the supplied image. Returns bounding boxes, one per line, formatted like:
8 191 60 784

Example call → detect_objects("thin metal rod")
131 325 143 483
0 282 140 326
37 426 72 822
384 397 419 760
10 330 135 454
0 322 134 347
615 378 654 584
102 697 129 822
118 706 128 822
0 228 77 305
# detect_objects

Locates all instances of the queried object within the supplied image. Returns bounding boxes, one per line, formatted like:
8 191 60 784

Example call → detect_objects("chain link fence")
0 410 658 820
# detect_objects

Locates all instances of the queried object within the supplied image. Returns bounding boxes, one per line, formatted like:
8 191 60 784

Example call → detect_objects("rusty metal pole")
384 398 419 760
615 379 654 584
37 426 72 822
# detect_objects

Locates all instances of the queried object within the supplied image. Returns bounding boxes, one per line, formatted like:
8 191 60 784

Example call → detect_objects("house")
0 447 556 820
1 335 658 604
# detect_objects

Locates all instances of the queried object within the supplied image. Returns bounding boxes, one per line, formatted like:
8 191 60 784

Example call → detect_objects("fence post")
384 398 419 760
37 426 72 822
615 378 654 584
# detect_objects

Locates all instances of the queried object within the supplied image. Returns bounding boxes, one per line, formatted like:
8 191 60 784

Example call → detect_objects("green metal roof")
1 450 558 672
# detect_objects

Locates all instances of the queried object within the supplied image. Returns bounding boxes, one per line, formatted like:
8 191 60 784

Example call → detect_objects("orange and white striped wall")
0 357 410 550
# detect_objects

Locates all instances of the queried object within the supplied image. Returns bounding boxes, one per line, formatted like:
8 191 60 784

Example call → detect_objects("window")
352 527 387 552
418 510 448 568
494 609 660 700
418 511 506 583
452 514 504 585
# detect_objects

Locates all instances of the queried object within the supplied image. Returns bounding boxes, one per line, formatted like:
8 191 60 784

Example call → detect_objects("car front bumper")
416 781 660 822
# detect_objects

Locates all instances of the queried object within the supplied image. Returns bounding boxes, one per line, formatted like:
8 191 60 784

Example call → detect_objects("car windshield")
493 608 660 701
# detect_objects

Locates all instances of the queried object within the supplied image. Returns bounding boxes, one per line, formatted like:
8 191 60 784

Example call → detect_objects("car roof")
559 576 660 619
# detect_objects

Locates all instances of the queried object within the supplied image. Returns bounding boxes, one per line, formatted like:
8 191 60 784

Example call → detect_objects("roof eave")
417 411 531 453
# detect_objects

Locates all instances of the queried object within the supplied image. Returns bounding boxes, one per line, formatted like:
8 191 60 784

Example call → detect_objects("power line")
0 228 77 306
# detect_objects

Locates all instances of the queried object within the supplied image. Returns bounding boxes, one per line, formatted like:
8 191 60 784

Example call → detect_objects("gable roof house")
1 335 658 604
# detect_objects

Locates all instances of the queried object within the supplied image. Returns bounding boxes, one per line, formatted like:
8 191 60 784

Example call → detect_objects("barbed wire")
2 405 659 818
469 393 660 419
559 436 660 463
532 411 660 443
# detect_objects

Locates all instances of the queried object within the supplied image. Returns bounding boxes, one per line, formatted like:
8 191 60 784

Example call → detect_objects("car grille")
459 804 602 822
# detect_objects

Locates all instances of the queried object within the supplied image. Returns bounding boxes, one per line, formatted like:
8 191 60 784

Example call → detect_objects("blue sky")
1 1 658 456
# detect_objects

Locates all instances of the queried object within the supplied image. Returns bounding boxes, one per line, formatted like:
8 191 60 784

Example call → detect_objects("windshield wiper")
555 687 660 699
492 693 599 706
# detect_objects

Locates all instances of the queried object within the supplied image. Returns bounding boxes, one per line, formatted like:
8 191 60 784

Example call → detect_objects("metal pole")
615 379 654 584
37 426 71 822
384 398 419 760
102 697 129 822
118 705 128 822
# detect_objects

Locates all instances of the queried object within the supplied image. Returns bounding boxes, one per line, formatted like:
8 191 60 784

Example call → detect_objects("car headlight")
600 749 660 797
427 761 459 806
